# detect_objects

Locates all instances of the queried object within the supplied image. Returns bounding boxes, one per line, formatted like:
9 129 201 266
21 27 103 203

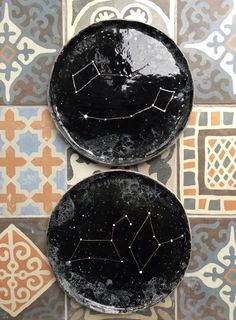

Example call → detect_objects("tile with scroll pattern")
178 0 236 103
137 144 177 194
67 144 176 192
0 223 55 317
0 107 66 216
0 218 65 319
67 147 138 187
65 0 176 41
0 0 62 105
179 108 236 214
178 218 236 320
67 293 175 320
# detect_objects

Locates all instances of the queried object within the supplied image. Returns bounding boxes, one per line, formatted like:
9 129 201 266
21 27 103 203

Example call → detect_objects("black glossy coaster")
48 20 193 166
47 171 191 313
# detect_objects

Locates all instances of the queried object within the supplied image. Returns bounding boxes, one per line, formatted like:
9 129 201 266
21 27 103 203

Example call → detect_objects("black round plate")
47 171 191 313
48 20 193 166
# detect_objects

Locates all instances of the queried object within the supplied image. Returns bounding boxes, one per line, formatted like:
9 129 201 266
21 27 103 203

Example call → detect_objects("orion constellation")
66 212 184 274
71 60 175 121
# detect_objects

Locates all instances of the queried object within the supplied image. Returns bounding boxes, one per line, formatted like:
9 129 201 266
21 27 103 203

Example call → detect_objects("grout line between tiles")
62 0 66 45
175 288 178 319
0 215 50 218
65 294 68 320
174 0 178 43
193 104 236 109
187 214 236 219
0 105 49 108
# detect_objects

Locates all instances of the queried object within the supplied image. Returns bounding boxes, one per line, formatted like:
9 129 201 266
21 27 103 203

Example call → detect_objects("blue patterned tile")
0 0 62 105
178 218 236 320
0 107 66 215
178 0 236 103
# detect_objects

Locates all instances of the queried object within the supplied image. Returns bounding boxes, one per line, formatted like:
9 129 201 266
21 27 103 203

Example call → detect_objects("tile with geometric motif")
178 0 236 103
177 218 236 320
0 224 55 317
0 107 66 215
67 293 175 320
65 0 176 41
179 108 236 214
0 0 62 105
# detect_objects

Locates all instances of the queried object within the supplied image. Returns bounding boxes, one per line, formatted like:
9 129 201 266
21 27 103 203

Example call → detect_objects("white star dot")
139 270 142 274
84 114 88 119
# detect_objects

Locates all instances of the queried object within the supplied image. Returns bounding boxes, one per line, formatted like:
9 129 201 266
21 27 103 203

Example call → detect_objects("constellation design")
66 215 132 265
129 212 184 274
72 60 149 93
66 212 184 274
71 60 175 121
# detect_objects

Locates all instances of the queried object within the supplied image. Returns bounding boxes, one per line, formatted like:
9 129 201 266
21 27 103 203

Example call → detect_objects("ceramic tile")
0 218 65 319
0 107 66 216
137 144 177 194
0 0 62 105
65 0 176 41
67 145 176 193
177 218 236 320
177 0 236 103
179 108 236 214
67 293 175 320
67 147 137 187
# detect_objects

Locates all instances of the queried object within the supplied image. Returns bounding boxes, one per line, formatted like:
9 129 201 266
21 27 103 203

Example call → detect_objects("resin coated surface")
47 171 191 313
49 20 193 165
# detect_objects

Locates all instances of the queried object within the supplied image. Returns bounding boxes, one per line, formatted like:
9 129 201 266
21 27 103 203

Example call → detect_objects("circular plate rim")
47 19 194 167
47 169 192 314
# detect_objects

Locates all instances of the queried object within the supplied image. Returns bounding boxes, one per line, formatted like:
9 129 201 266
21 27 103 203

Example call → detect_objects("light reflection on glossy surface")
49 20 193 165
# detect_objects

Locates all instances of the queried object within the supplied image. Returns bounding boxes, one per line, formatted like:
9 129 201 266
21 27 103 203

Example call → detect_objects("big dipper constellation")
71 60 175 121
66 212 184 274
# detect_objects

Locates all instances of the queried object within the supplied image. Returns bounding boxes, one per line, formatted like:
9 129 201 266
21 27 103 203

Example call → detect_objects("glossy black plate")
47 171 191 313
48 20 193 166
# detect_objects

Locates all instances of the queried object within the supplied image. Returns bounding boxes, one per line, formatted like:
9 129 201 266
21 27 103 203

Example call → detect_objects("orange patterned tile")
0 224 55 317
31 110 56 141
0 110 25 141
32 182 62 213
0 146 26 178
0 107 66 216
180 109 236 214
0 183 27 214
31 146 63 178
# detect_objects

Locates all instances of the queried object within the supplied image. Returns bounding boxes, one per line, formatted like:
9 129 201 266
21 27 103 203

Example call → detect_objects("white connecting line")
66 212 185 274
71 60 176 121
66 215 132 265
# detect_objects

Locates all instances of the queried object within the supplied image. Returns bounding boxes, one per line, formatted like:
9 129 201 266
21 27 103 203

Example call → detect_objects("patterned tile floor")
0 0 235 319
